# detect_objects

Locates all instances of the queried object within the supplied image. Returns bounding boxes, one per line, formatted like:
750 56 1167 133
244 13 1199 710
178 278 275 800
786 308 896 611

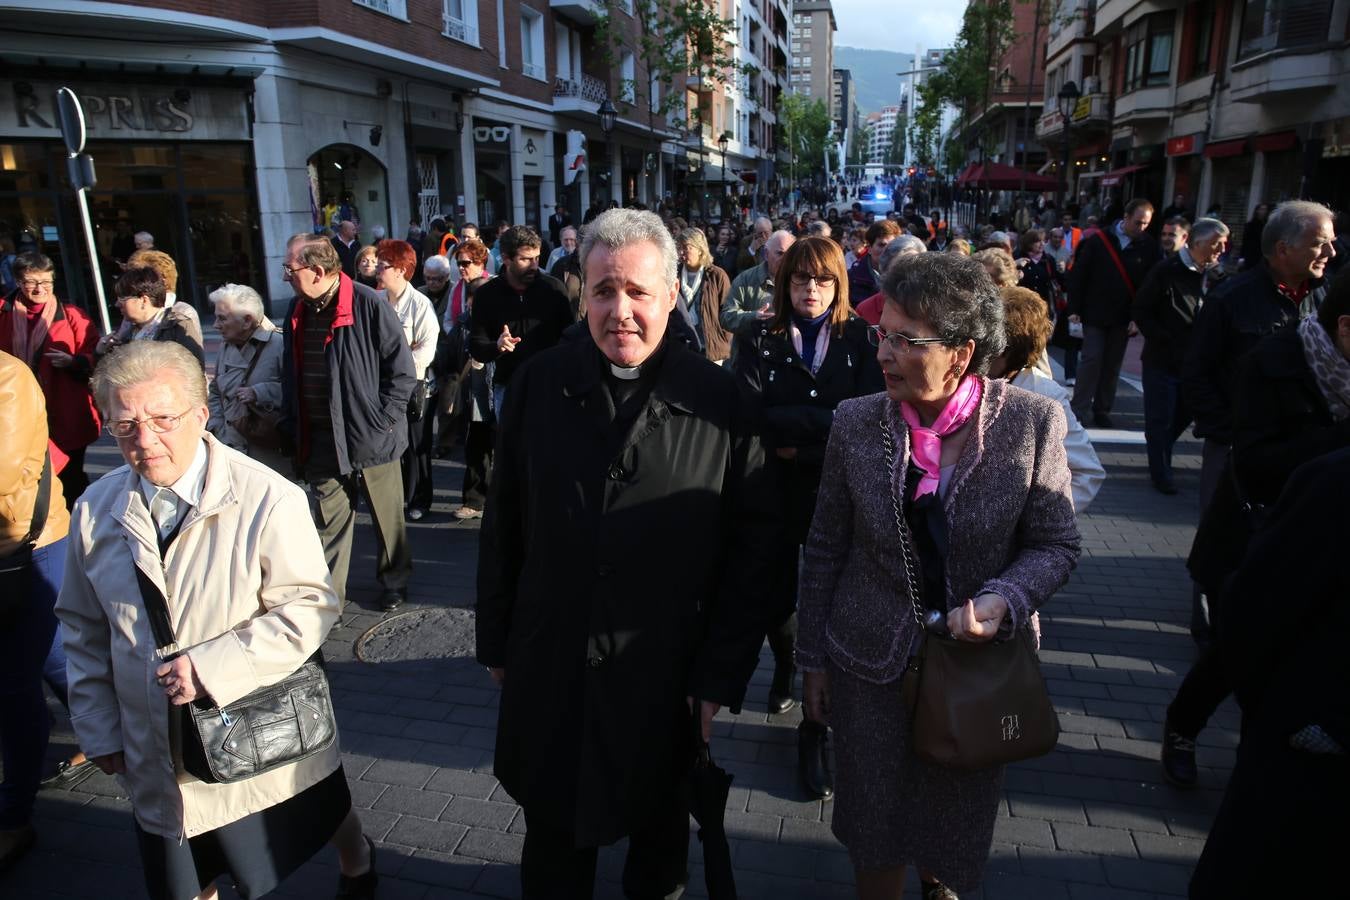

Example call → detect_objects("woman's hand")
233 385 257 403
803 670 831 725
948 593 1009 643
156 656 208 706
44 349 74 368
95 334 120 356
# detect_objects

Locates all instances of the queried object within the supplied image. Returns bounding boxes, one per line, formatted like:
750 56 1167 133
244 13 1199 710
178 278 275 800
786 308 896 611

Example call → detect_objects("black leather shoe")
1093 412 1115 429
336 835 378 900
1152 480 1178 495
1161 718 1198 788
798 721 833 800
40 758 95 790
379 590 405 612
768 662 797 715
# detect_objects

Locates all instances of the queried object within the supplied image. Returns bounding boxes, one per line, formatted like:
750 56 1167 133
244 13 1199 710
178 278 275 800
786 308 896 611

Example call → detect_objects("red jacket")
0 298 101 462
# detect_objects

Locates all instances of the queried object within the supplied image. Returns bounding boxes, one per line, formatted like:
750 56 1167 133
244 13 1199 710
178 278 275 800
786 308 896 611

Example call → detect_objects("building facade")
831 67 856 139
1035 0 1350 246
959 0 1049 171
0 0 691 315
789 0 836 116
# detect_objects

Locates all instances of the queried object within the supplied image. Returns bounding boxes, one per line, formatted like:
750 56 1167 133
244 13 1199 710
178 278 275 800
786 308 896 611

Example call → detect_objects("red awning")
1252 130 1298 153
956 161 1059 191
1204 138 1247 159
1101 164 1147 187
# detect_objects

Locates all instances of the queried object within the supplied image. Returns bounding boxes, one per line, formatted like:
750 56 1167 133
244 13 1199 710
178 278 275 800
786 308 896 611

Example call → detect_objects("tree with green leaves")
778 94 832 194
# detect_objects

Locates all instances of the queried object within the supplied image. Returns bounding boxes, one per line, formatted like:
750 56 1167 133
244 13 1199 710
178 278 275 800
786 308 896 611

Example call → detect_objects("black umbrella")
687 703 737 900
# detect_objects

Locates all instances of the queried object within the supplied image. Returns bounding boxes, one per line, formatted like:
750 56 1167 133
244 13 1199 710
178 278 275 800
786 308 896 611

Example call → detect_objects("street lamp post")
598 97 618 205
718 130 730 220
1056 81 1080 210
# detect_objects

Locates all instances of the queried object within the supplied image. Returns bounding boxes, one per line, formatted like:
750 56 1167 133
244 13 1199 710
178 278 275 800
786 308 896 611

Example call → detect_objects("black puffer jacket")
1131 253 1221 376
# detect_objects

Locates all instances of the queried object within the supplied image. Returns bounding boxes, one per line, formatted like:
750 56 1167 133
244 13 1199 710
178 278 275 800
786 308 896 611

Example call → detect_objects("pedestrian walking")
57 341 376 900
732 236 882 800
798 252 1080 898
205 284 288 473
280 232 416 612
97 267 206 367
476 208 779 900
674 228 734 364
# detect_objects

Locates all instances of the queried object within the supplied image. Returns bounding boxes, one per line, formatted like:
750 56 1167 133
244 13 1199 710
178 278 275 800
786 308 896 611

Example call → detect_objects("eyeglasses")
789 273 838 289
866 326 948 353
21 279 55 292
105 409 194 439
454 259 474 268
281 264 309 279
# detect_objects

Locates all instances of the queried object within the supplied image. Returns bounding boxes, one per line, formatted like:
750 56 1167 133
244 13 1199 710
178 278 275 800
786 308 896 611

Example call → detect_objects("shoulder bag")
880 411 1060 771
0 452 52 627
1085 229 1137 298
225 343 286 453
133 566 337 784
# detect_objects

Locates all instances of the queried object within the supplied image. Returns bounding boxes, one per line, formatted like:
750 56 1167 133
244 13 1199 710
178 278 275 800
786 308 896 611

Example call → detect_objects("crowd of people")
0 185 1345 900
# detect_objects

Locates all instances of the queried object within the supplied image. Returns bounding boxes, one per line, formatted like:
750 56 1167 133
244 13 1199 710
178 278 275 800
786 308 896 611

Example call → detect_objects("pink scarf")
899 375 983 500
8 299 57 370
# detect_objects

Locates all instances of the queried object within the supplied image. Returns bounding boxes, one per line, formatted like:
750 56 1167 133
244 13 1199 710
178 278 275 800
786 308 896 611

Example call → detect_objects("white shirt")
139 438 208 541
384 283 438 378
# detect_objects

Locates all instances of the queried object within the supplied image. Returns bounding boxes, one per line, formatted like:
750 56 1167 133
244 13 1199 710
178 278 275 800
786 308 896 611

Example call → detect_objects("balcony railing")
354 0 406 18
554 73 608 104
442 14 478 44
524 62 545 80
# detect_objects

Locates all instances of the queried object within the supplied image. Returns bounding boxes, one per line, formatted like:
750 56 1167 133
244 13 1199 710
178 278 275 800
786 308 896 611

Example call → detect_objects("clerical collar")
610 362 642 380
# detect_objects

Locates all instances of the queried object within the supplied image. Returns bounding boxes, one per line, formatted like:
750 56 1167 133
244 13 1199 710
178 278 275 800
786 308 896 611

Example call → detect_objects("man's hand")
803 671 831 725
1068 314 1082 325
96 334 121 355
497 325 522 354
947 593 1009 643
156 656 207 706
1126 320 1140 338
756 302 774 320
686 697 721 743
91 752 126 775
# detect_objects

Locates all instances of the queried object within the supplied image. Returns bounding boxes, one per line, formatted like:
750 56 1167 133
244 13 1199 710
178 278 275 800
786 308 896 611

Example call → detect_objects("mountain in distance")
835 46 916 117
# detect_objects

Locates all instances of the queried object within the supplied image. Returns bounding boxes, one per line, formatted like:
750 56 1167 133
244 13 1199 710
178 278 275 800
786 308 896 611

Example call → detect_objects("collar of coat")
559 336 698 416
111 432 239 566
289 272 357 345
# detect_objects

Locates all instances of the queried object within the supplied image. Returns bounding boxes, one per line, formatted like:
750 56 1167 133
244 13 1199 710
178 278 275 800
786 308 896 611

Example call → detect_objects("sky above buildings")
833 0 963 55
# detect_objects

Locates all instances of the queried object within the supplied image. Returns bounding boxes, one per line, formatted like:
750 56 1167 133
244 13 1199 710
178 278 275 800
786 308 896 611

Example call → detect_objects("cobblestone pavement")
9 373 1233 900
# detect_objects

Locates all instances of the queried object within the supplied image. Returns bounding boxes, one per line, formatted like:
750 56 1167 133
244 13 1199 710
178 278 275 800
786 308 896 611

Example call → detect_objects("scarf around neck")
899 375 983 500
1298 317 1350 422
9 298 57 369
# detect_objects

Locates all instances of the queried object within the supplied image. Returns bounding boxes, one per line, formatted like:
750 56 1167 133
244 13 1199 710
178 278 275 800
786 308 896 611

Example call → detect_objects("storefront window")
307 144 390 236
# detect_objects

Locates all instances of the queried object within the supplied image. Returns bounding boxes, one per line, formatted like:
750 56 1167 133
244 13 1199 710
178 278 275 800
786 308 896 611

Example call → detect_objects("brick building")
0 0 689 313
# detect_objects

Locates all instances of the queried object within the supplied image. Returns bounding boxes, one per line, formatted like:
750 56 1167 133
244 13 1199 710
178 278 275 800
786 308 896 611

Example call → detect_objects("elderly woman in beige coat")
56 341 376 900
205 284 287 473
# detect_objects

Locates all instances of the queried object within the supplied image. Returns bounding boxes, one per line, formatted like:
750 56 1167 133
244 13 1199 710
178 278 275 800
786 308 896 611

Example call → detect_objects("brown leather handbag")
224 344 285 453
881 412 1060 771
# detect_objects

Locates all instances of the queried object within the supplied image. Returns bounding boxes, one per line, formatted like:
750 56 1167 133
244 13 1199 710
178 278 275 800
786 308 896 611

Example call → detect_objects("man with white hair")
546 225 578 270
133 231 154 251
1182 200 1333 647
736 215 774 272
477 207 777 898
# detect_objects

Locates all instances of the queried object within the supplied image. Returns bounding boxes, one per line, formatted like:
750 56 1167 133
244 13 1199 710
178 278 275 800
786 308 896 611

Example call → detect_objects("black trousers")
461 421 494 509
57 445 88 511
403 403 435 511
520 798 689 900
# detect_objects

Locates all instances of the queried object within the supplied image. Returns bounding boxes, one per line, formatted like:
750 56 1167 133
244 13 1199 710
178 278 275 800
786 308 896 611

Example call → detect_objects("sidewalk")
11 379 1230 900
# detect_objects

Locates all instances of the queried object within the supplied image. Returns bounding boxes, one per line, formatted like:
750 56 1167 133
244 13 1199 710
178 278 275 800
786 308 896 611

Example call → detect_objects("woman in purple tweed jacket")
798 253 1081 899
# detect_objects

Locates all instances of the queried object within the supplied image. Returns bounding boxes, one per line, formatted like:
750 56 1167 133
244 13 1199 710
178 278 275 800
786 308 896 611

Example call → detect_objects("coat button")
809 389 819 398
608 465 624 480
588 655 606 668
762 349 770 357
786 357 794 363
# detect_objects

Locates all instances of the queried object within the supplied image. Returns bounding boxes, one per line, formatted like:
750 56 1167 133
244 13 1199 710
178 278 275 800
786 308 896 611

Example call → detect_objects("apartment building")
1039 0 1350 235
0 0 681 313
868 105 901 164
789 0 836 117
959 0 1048 171
831 68 856 139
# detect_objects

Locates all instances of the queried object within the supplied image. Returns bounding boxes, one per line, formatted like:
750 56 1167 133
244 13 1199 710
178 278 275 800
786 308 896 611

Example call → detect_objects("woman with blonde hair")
946 238 973 257
675 227 734 363
733 236 882 799
972 246 1018 287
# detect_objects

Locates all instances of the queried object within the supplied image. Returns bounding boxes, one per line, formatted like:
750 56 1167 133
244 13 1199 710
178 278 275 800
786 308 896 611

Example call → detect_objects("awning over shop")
1101 164 1147 187
956 161 1059 190
1204 138 1248 159
1252 130 1298 153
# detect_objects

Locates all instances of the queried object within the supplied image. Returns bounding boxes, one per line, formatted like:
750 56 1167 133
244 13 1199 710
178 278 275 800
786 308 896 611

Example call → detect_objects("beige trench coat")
56 434 342 839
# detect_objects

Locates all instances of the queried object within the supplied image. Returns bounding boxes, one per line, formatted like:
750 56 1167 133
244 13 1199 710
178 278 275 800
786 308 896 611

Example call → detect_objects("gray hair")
579 208 678 288
1261 200 1332 257
209 283 266 324
91 340 207 416
767 230 795 253
423 254 452 276
806 221 832 238
881 253 1007 375
134 231 153 245
880 234 928 271
987 230 1012 249
560 225 578 241
1189 217 1230 245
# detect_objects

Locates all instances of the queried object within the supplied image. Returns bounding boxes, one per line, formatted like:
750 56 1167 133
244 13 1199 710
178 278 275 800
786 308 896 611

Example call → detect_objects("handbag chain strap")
879 407 928 628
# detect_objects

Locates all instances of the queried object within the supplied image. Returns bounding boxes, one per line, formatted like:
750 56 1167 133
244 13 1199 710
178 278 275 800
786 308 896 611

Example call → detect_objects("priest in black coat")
476 208 779 899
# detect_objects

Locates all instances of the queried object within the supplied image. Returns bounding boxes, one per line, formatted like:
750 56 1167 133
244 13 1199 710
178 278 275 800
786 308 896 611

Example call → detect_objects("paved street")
9 370 1233 900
